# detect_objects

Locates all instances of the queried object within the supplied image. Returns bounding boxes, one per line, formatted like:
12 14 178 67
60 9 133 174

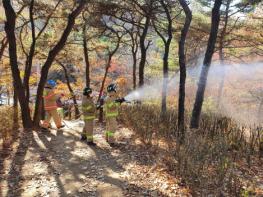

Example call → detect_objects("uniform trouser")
41 109 62 129
82 120 94 142
105 117 117 143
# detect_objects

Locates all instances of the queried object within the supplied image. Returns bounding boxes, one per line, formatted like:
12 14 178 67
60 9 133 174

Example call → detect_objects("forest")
0 0 263 196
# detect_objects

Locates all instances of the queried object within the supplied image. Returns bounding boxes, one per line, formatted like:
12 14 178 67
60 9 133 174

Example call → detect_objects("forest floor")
0 120 190 197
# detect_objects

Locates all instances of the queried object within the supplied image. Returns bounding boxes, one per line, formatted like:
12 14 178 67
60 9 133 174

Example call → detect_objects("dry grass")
0 106 21 148
120 104 263 196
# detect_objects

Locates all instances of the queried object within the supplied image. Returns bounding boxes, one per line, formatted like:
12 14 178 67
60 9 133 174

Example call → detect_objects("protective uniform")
40 80 63 129
81 95 96 143
104 84 120 144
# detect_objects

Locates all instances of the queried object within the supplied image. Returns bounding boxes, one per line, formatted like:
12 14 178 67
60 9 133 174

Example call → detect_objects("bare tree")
0 4 25 62
3 0 33 128
153 0 174 113
178 0 192 140
190 0 222 129
82 21 91 88
216 0 231 108
128 0 155 87
122 17 140 90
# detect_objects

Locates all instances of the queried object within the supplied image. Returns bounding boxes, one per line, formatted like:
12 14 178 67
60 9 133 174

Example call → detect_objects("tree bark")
3 0 33 128
83 23 91 87
97 32 121 122
217 0 230 108
0 4 25 62
33 1 86 126
178 0 192 139
23 0 36 104
132 27 139 90
98 63 110 123
138 16 150 87
190 0 222 128
58 62 80 119
132 49 137 89
160 0 173 114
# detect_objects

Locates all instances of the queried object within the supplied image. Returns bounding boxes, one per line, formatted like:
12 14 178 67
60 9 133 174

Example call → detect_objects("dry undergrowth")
120 104 263 196
0 106 21 149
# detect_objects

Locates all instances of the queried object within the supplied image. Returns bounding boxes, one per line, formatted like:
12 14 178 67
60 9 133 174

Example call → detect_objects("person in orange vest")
40 80 64 130
103 83 126 147
81 87 96 146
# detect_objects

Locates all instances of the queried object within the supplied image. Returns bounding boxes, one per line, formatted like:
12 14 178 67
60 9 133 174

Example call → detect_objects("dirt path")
0 120 189 197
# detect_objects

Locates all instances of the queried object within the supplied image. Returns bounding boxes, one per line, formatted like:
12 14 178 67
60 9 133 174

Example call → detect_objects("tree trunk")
3 0 33 128
0 3 25 63
138 16 150 87
132 47 137 90
33 1 86 126
161 42 171 113
97 30 121 122
217 0 230 108
217 46 226 108
98 65 110 123
190 0 222 129
24 0 36 104
58 62 80 119
150 0 172 114
178 0 192 140
83 23 90 87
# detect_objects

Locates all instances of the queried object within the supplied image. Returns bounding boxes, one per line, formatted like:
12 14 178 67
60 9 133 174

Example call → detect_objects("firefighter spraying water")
97 83 127 147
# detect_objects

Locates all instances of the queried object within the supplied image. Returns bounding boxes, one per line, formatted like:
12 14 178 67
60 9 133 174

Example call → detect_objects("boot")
57 125 65 129
108 142 120 148
81 134 87 141
40 127 50 132
87 141 96 146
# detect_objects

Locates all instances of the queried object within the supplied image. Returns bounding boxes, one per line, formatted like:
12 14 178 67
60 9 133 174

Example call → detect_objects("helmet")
107 83 117 93
83 87 92 96
47 80 56 88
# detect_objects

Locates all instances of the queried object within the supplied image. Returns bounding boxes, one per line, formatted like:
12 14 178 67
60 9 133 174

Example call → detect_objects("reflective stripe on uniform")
82 105 92 111
107 102 115 108
106 131 114 137
105 101 119 117
86 135 93 140
105 112 118 118
43 93 56 100
45 105 57 110
83 115 95 120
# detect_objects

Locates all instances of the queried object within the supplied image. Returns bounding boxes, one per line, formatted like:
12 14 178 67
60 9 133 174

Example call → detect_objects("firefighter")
40 80 64 130
81 87 96 146
104 83 125 146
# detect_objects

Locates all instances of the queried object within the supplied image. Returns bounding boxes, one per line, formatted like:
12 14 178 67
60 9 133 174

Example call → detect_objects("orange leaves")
116 77 127 87
55 80 70 97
